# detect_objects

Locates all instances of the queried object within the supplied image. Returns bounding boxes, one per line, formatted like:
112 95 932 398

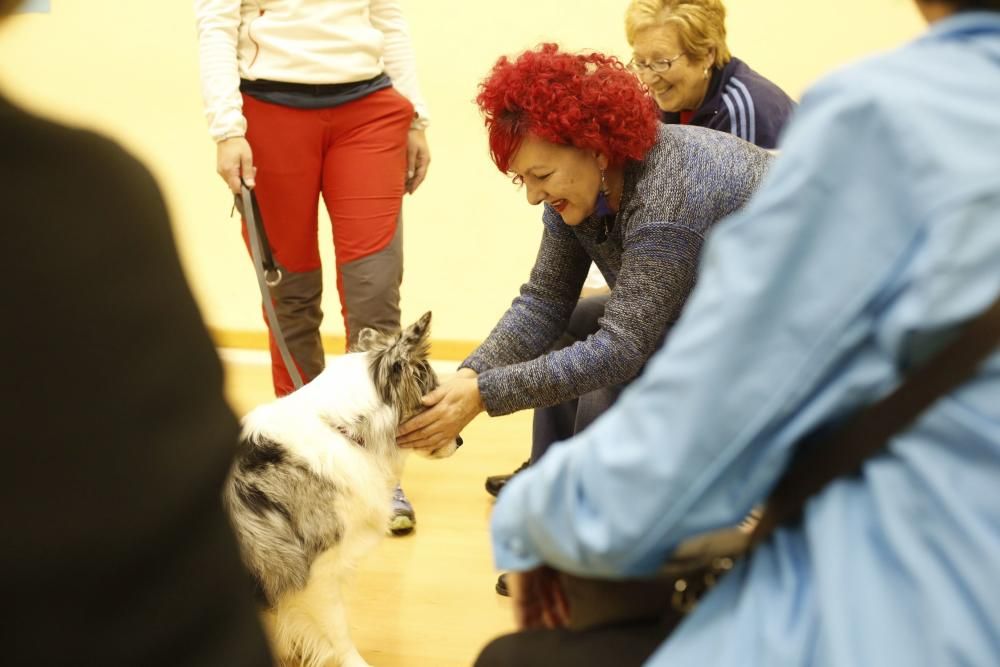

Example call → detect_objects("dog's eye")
416 363 437 391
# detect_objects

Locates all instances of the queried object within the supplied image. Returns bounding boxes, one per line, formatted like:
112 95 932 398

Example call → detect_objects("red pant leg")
319 87 414 344
241 95 327 396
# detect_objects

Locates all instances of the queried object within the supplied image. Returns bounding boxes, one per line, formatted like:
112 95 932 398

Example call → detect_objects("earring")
594 168 615 243
704 66 710 79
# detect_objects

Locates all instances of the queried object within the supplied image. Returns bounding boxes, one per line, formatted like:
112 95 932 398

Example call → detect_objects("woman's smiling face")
508 134 607 226
631 24 714 113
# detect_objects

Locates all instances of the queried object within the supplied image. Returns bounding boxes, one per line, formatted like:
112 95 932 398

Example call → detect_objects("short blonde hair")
625 0 732 68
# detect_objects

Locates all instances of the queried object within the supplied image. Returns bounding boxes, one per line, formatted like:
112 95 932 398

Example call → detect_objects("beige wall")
0 0 926 351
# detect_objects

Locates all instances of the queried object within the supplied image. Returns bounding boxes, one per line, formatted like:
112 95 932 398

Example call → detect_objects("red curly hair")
476 43 659 173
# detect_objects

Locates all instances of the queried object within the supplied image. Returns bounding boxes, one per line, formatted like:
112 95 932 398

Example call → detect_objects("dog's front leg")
318 593 371 667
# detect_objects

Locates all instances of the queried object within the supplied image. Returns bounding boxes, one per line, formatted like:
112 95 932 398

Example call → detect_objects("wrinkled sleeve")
461 209 588 383
369 0 430 123
490 76 917 577
470 215 705 417
194 0 246 141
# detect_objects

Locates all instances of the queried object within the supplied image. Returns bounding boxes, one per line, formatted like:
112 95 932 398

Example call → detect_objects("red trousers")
241 87 413 395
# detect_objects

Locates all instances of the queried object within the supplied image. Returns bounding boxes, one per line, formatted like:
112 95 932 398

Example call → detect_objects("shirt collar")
922 10 1000 42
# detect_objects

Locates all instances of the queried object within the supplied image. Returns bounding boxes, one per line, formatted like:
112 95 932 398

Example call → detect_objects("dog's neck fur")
297 354 402 455
320 416 368 449
242 353 408 479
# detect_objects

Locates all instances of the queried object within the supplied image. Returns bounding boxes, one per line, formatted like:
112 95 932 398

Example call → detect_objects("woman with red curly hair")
398 43 771 557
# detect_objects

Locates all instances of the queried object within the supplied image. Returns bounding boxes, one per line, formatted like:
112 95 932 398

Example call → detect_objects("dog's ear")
395 311 431 360
352 327 381 352
369 312 433 412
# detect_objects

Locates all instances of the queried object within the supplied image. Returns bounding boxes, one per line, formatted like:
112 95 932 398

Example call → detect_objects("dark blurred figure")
0 2 273 664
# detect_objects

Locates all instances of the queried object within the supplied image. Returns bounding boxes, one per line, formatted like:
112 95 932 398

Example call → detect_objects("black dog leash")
234 183 305 391
752 287 1000 545
662 289 1000 593
234 183 466 449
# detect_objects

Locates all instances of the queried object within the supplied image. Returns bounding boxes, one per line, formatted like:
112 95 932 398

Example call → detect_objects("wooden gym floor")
222 352 525 666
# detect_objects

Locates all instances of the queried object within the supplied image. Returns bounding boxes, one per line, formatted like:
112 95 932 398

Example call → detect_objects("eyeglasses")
627 53 685 75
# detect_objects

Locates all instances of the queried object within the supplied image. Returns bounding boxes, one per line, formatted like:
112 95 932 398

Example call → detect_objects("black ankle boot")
484 460 530 497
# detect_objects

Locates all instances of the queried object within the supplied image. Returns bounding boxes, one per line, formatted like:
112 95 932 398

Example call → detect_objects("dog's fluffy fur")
225 312 456 667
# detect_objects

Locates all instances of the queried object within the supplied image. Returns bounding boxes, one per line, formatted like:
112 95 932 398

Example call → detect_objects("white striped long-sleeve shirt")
194 0 429 141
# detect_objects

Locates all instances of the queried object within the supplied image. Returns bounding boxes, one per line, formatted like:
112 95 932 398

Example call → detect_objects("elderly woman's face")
508 135 605 226
631 24 714 113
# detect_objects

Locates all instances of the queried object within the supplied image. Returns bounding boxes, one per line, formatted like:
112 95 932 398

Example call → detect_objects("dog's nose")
455 435 464 449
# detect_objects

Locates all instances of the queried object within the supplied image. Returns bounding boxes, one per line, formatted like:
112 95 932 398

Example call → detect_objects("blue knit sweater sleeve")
464 126 772 417
460 208 590 378
473 219 704 416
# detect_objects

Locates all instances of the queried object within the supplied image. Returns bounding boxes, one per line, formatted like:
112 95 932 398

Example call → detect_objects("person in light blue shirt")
476 1 1000 665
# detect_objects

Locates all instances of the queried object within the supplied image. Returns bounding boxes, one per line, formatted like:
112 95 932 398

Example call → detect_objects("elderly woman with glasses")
397 45 772 587
626 0 796 149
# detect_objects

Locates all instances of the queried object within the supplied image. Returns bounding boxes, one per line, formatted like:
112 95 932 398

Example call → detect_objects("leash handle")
239 183 305 391
236 183 282 287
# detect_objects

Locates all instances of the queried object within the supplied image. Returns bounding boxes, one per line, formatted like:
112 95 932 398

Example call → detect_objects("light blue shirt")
490 13 1000 666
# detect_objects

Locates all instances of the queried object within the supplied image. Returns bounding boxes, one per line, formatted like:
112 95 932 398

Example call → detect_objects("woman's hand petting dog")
397 368 483 452
509 567 571 631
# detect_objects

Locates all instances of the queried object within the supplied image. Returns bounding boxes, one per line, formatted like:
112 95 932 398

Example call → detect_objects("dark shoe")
485 460 530 498
389 484 415 536
495 572 510 597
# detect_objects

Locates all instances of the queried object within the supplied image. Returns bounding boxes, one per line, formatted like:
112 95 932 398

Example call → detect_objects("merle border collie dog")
225 312 457 667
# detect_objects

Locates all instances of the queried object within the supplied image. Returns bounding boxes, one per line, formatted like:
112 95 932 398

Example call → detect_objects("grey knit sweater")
462 124 773 416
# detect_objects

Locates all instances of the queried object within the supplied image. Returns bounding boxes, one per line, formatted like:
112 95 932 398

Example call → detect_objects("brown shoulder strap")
751 290 1000 546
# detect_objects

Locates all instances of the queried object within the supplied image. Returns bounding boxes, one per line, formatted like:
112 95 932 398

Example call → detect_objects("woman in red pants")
195 0 431 535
